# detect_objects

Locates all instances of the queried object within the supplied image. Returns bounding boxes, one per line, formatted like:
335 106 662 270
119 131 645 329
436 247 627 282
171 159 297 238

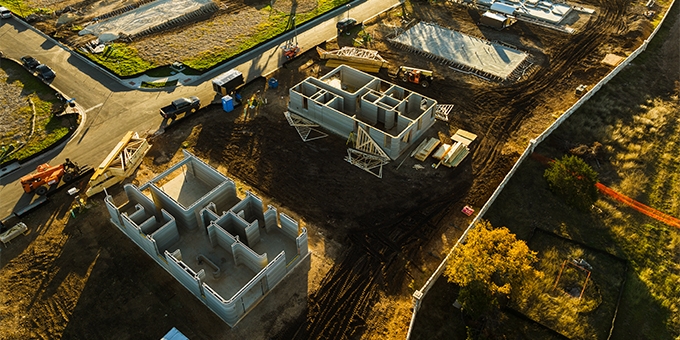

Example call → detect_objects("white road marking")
84 103 103 113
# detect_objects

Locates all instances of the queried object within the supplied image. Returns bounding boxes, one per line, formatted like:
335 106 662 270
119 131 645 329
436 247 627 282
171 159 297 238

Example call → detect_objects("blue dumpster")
222 95 234 112
268 78 279 89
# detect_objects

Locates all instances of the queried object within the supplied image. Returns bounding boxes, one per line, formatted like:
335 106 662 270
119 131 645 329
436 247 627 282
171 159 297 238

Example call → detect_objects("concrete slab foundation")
389 22 530 81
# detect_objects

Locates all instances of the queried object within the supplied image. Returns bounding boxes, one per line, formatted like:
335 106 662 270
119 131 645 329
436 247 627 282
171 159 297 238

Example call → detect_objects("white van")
0 7 12 19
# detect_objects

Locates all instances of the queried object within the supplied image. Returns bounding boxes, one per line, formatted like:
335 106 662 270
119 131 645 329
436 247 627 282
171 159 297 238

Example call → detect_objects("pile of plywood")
317 46 388 73
432 129 477 168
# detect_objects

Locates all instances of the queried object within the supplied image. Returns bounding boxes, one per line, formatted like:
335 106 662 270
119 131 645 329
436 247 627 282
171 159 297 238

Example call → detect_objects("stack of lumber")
317 46 388 73
432 129 478 168
411 137 441 161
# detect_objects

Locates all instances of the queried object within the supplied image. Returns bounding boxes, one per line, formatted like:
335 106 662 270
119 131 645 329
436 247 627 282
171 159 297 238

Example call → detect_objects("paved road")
0 0 401 219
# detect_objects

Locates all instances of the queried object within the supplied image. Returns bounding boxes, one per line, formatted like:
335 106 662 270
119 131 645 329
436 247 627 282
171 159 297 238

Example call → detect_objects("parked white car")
0 7 12 19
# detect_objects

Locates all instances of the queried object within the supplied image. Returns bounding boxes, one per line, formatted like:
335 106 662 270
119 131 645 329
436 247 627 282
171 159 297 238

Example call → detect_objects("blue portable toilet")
222 95 234 112
268 77 278 89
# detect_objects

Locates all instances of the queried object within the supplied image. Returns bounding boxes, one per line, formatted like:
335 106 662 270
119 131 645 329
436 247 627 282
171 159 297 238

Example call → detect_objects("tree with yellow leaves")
445 220 541 321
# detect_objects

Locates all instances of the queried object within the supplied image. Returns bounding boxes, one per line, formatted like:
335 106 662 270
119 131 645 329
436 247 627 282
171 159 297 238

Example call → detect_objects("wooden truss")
284 111 328 142
86 131 151 197
317 46 388 64
345 126 390 178
354 126 390 159
436 104 454 122
345 149 390 178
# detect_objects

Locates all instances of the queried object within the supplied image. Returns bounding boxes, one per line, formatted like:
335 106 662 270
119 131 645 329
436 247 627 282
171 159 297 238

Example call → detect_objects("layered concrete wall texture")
105 150 309 327
288 65 438 159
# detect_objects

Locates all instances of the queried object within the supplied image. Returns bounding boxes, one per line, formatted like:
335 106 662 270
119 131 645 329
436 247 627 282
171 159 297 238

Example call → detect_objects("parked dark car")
35 64 56 80
21 56 40 70
336 17 358 35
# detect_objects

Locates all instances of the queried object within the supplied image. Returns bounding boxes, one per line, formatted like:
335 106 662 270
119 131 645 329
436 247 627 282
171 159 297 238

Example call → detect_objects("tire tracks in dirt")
275 0 630 338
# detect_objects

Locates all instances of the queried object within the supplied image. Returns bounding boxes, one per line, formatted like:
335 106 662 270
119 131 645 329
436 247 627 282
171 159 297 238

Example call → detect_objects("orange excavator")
20 159 82 195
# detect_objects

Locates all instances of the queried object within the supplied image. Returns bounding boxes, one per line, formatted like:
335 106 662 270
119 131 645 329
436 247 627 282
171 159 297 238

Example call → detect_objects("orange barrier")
530 152 554 166
532 153 680 229
595 183 680 229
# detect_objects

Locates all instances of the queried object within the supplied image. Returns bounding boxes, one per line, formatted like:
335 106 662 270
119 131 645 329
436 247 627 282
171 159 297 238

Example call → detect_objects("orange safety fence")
595 183 680 229
532 153 680 229
530 152 554 166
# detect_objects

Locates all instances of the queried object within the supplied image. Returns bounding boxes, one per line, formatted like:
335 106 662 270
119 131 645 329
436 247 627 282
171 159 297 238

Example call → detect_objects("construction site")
0 0 677 338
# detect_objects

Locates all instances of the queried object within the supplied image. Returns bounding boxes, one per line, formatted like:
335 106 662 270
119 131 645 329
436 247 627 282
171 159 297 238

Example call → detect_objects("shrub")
544 155 599 211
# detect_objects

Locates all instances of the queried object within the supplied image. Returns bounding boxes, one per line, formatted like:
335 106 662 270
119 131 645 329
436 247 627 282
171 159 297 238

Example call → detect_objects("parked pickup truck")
160 96 200 119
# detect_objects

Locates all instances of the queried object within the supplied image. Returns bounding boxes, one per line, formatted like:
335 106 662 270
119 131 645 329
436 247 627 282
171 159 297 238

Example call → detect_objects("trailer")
212 69 245 97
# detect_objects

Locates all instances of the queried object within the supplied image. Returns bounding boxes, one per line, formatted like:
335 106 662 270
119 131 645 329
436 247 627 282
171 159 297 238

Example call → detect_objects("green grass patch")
0 1 52 17
140 79 178 88
485 152 678 339
184 0 350 71
49 0 350 75
0 62 70 162
513 230 626 339
4 95 70 162
482 15 680 335
8 115 69 161
82 43 156 77
184 10 290 71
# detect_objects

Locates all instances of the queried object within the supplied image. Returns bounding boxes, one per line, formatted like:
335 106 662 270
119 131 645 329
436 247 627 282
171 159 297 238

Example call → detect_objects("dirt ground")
0 0 668 339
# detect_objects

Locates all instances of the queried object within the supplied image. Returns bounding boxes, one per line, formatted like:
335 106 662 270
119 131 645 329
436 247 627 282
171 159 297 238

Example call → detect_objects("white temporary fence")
405 1 677 337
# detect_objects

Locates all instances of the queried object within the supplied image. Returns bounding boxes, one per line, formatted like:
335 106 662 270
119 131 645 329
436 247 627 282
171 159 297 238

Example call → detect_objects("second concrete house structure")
287 65 438 160
104 150 309 327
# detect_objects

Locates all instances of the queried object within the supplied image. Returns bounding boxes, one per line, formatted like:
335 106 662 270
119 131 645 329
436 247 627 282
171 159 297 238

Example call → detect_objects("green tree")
444 221 540 320
544 155 599 211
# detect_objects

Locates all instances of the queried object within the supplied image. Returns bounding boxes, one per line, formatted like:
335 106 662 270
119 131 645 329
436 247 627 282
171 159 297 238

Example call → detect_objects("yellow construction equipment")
85 131 151 197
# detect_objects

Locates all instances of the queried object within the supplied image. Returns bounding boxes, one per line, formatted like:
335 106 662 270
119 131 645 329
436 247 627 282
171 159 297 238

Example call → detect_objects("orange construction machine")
20 159 81 195
397 66 434 88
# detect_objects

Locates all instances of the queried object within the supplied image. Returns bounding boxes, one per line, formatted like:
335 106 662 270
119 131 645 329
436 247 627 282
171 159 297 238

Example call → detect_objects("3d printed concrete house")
105 151 309 327
287 65 438 160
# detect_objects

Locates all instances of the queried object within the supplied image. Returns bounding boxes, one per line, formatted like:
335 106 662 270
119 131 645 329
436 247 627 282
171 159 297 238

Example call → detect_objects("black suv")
21 55 40 70
336 17 358 35
36 64 56 80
